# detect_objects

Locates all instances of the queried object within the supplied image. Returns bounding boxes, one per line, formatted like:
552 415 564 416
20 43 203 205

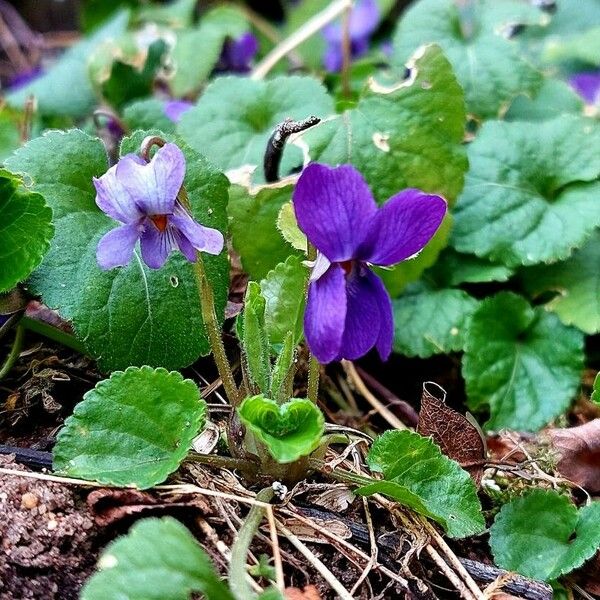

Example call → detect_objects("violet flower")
217 32 259 73
293 163 446 363
569 71 600 105
322 0 379 72
94 143 224 270
164 99 193 123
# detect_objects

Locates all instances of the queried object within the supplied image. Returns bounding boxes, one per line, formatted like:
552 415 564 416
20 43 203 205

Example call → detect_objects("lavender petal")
170 210 224 256
569 71 600 105
94 163 144 224
164 100 194 123
139 220 178 269
96 223 140 270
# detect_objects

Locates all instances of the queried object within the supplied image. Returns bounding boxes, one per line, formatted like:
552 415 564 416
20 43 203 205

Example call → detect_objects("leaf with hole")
53 367 205 489
490 490 600 581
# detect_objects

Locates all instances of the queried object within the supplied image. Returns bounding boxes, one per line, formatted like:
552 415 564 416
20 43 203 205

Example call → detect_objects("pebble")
21 492 39 510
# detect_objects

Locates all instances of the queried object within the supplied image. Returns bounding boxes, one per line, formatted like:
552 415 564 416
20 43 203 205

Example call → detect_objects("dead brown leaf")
417 382 486 485
548 419 600 493
285 585 322 600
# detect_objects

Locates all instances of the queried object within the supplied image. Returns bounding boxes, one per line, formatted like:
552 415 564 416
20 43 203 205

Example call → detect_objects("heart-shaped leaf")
451 116 600 268
6 129 229 371
82 517 234 600
490 490 600 581
0 169 53 293
53 366 206 489
357 430 485 538
462 292 585 431
238 395 325 464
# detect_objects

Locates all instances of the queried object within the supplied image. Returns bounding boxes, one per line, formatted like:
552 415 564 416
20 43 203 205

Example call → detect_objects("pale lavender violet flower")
94 143 224 270
217 32 259 73
322 0 380 72
569 71 600 105
164 99 193 123
293 163 446 363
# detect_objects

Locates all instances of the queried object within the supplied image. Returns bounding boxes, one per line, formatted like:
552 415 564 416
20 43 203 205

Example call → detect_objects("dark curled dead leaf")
417 381 486 485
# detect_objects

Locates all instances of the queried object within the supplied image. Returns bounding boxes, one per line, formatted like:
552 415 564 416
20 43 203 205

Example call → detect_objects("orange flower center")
150 214 168 232
340 260 354 275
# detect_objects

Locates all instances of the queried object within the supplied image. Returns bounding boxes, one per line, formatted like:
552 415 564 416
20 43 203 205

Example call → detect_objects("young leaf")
593 373 600 405
392 282 478 358
228 183 300 280
6 129 229 371
123 98 176 133
451 116 600 268
0 169 53 293
522 231 600 335
53 366 206 489
241 282 271 394
392 0 544 118
7 11 129 118
270 331 297 404
462 292 585 432
490 490 600 581
260 256 307 347
178 76 334 181
276 202 307 252
81 517 234 600
238 396 325 464
357 430 485 538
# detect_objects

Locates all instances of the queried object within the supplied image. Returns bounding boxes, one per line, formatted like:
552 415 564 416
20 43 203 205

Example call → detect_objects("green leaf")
392 283 478 358
270 331 296 403
543 26 600 67
241 282 271 394
122 98 175 133
228 183 299 280
276 202 306 252
238 396 325 464
462 292 585 432
357 430 485 538
426 248 513 287
490 490 600 581
392 0 544 118
6 129 229 371
522 231 600 335
7 11 130 118
297 44 467 204
0 106 22 162
53 366 205 488
260 255 307 347
81 517 234 600
505 78 584 122
178 76 334 181
136 0 197 28
0 169 53 293
593 373 600 405
451 116 600 267
170 6 249 97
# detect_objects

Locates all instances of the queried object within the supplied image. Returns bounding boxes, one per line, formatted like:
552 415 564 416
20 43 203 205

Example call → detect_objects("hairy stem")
229 486 275 600
186 451 257 473
309 458 374 487
305 243 320 403
0 324 24 381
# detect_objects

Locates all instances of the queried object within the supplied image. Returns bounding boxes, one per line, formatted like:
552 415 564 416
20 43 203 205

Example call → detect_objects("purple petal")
322 0 379 43
370 270 393 361
96 223 140 270
139 219 178 269
116 143 185 216
357 189 447 266
304 264 347 364
164 100 194 123
219 32 259 73
337 266 387 361
293 163 377 262
94 162 144 224
323 42 343 72
175 232 198 262
170 209 224 256
569 71 600 105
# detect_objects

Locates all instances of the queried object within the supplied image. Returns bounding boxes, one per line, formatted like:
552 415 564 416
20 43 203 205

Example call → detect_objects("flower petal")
304 264 347 364
569 71 600 105
116 143 186 216
164 100 193 123
94 162 143 224
170 210 224 256
219 32 258 72
175 232 198 262
357 189 447 266
369 270 393 361
293 163 377 262
96 223 140 270
139 219 178 269
322 0 379 43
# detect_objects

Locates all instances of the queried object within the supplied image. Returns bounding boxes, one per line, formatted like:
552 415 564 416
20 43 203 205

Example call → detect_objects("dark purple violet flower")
7 65 43 91
322 0 380 72
293 163 446 364
94 143 224 270
217 32 259 73
164 99 194 123
569 71 600 105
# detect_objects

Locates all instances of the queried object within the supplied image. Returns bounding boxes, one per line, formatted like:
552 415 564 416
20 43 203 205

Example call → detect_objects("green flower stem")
309 458 375 487
193 254 240 405
306 242 320 404
20 316 87 354
186 451 257 473
229 486 275 600
0 325 24 381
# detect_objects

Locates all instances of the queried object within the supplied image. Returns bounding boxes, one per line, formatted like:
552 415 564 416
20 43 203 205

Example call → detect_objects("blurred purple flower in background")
94 143 223 270
322 0 380 72
164 99 193 123
569 71 600 105
217 32 259 73
293 163 446 364
7 65 42 91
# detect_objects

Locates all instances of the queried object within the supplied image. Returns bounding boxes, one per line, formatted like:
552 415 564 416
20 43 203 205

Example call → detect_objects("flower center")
340 260 354 275
150 214 168 232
